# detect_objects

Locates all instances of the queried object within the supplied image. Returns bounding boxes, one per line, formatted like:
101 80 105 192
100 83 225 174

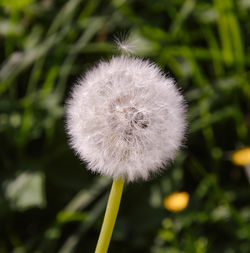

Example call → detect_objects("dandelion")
66 56 186 182
163 192 189 212
65 41 187 253
232 147 250 182
232 147 250 166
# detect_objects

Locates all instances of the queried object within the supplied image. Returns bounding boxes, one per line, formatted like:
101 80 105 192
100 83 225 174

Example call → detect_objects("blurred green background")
1 0 250 252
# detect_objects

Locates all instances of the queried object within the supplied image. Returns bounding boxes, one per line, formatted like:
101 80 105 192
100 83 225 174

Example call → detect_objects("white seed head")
66 55 187 182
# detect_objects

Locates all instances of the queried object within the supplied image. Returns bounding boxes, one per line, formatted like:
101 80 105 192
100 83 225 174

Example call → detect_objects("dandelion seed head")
66 55 187 182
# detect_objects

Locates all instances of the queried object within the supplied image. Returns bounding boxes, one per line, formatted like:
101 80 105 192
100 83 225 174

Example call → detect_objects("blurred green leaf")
4 171 46 210
1 0 34 10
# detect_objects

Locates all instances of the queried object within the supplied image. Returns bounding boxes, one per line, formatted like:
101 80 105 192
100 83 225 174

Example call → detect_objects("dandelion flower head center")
108 93 149 141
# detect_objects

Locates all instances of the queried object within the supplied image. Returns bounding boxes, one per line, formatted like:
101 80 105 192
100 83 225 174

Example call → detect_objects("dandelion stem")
95 178 125 253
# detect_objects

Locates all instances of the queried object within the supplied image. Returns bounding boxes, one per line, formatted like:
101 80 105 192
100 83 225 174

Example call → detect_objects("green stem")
95 178 125 253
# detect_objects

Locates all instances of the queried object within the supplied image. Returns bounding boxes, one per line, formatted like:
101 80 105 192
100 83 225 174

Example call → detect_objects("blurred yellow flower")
163 192 189 212
232 148 250 166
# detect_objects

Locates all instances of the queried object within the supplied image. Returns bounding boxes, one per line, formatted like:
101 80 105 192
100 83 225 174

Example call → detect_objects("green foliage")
0 0 250 252
4 171 46 210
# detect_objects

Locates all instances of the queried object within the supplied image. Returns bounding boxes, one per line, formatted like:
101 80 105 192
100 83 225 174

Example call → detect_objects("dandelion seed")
114 35 138 54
